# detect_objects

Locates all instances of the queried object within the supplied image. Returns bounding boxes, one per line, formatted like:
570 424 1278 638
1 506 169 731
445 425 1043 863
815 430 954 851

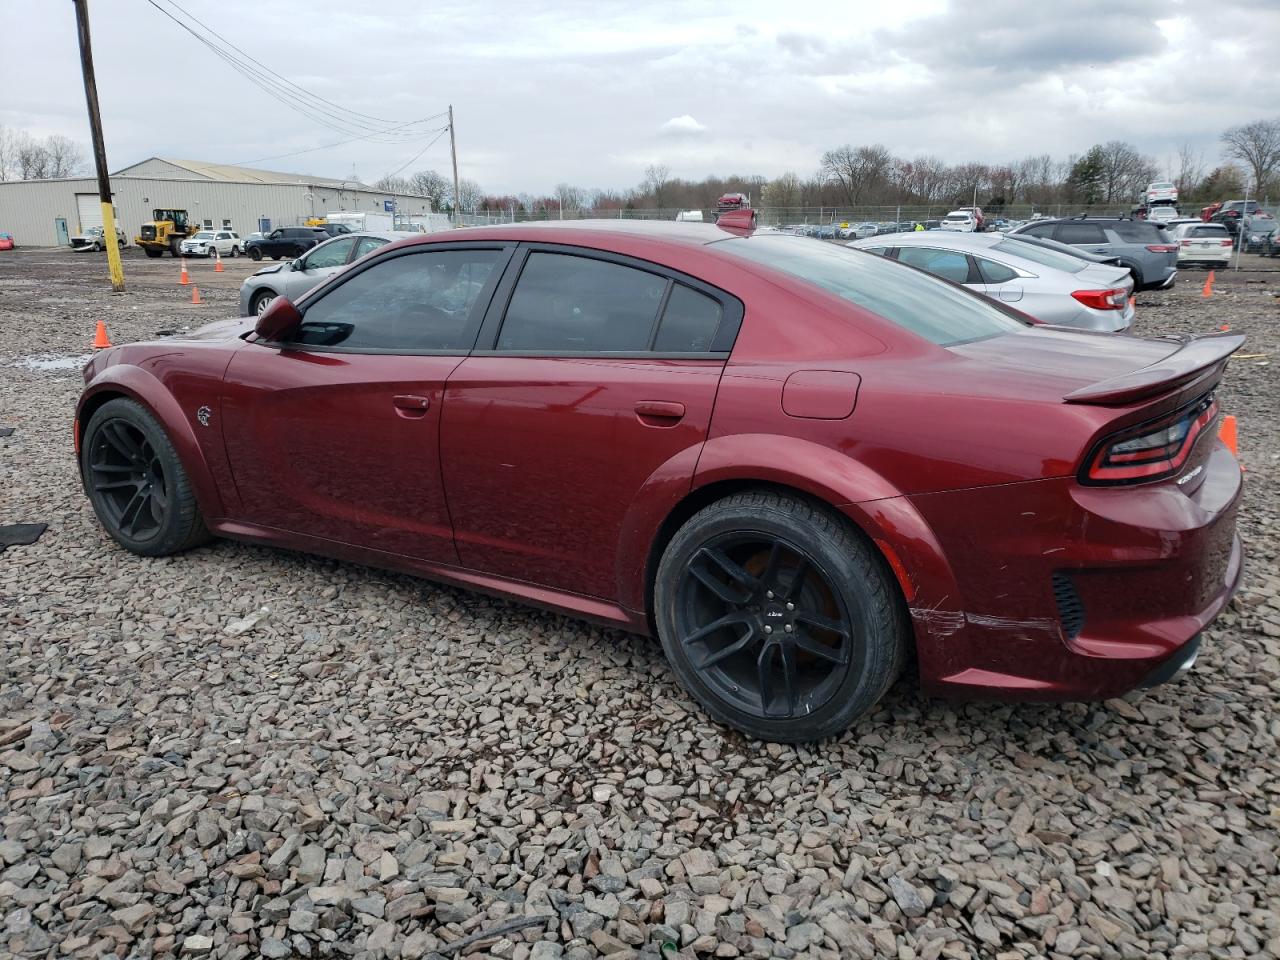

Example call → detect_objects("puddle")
9 354 92 371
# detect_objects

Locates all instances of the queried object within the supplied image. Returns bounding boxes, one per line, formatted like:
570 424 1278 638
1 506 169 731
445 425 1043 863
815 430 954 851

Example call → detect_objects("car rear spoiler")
1063 333 1245 405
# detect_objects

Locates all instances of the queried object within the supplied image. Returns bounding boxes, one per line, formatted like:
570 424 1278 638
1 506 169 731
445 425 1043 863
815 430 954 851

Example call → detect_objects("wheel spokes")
782 557 810 601
104 421 142 461
794 608 848 637
793 631 849 665
699 623 760 670
689 547 758 604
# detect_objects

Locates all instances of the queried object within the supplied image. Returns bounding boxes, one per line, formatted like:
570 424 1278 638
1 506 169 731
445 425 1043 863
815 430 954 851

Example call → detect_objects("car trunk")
949 328 1242 407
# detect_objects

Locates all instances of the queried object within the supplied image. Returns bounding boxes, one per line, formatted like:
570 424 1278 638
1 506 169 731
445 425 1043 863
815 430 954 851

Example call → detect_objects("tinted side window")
654 284 722 352
974 257 1018 284
896 247 973 283
294 249 502 351
498 253 667 352
305 237 356 270
1023 223 1055 237
1057 223 1108 244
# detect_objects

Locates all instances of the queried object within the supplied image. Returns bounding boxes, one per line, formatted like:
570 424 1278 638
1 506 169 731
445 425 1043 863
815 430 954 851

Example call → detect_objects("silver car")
238 231 402 316
847 231 1135 332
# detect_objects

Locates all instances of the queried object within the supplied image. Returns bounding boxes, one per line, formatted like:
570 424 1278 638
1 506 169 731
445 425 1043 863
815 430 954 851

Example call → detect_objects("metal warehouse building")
0 157 442 247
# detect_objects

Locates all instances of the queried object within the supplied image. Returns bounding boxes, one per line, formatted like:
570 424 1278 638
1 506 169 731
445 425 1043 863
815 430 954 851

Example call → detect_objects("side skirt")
207 518 651 635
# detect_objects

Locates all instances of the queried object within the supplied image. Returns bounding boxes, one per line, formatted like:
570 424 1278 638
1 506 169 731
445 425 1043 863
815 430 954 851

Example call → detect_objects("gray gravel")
2 249 1279 959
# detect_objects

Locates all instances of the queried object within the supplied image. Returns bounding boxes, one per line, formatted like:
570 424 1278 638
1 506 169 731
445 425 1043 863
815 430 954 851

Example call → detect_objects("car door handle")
393 394 430 417
635 400 685 423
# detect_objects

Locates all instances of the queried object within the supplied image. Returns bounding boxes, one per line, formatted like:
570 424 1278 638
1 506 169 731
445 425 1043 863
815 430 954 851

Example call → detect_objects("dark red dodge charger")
76 220 1243 742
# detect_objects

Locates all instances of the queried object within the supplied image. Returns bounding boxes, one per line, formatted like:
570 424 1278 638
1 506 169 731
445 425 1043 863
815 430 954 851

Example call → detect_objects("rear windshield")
1190 225 1229 237
993 239 1086 274
715 235 1029 346
1150 182 1174 189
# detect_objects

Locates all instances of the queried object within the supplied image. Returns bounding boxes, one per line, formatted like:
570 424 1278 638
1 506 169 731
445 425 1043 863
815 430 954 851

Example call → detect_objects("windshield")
193 232 214 240
993 239 1087 274
715 235 1029 346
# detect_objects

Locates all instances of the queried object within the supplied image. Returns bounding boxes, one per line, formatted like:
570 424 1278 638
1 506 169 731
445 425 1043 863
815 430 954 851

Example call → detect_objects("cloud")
660 115 708 137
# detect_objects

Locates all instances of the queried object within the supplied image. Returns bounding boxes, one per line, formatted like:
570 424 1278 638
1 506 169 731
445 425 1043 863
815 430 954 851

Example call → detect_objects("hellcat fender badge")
196 405 212 427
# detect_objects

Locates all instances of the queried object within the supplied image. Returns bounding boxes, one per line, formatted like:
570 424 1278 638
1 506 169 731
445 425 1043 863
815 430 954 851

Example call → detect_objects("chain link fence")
458 202 1163 227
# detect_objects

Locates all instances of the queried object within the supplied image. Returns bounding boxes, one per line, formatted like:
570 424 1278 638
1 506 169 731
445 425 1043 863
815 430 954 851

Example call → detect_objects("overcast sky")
3 0 1278 195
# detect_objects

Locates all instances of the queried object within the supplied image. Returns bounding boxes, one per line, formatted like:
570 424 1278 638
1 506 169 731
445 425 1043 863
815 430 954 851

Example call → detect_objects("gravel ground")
1 248 1279 960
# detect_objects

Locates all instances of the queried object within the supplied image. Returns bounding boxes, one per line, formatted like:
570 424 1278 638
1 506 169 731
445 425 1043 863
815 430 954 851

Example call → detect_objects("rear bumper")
903 441 1242 701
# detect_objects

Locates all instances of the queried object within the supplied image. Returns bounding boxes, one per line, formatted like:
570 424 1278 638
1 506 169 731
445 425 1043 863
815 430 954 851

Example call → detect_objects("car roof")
373 218 765 252
851 231 1003 250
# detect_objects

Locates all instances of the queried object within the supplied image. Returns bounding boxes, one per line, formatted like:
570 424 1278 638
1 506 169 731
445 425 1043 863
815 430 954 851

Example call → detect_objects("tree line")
0 125 88 181
4 116 1276 217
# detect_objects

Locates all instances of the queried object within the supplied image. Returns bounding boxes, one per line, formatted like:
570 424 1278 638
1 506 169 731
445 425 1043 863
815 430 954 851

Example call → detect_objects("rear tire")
249 248 262 261
654 491 907 743
80 398 210 557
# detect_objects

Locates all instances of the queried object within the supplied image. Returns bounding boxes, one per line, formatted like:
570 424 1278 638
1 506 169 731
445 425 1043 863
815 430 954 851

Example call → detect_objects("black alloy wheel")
87 418 168 542
655 491 906 742
676 534 852 720
81 398 209 556
249 247 262 261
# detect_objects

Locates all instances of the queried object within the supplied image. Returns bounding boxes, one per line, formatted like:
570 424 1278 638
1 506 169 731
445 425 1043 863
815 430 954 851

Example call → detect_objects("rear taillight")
1180 239 1192 246
1221 240 1233 248
1146 244 1178 253
1071 287 1128 311
1082 395 1219 485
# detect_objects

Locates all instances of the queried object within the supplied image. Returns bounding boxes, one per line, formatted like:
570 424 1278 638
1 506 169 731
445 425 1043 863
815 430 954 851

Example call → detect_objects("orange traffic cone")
1220 323 1230 332
190 285 202 305
92 320 112 349
214 249 224 273
179 258 190 285
1201 271 1214 297
1219 415 1238 457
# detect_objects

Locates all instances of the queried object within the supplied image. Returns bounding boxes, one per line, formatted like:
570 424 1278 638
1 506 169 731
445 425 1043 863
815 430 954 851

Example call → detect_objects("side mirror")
291 258 306 271
254 296 302 342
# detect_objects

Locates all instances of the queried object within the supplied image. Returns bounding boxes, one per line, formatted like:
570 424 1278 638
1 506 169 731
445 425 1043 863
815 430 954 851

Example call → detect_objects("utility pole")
73 0 123 292
448 105 461 227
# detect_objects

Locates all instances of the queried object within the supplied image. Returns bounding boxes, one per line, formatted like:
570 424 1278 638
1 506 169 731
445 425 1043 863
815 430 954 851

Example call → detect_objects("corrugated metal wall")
0 177 438 246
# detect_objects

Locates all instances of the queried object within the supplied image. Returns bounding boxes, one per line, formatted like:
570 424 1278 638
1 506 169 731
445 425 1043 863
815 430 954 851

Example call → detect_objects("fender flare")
77 365 227 519
616 433 966 643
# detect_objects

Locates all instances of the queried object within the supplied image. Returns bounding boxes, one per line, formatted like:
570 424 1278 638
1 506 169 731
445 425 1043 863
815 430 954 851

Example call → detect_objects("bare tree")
457 178 484 213
820 144 892 205
0 125 15 181
1095 141 1155 204
554 183 587 215
408 169 450 201
761 171 802 209
43 135 86 178
1172 142 1205 199
372 174 412 194
17 133 50 180
644 164 671 210
1220 118 1280 194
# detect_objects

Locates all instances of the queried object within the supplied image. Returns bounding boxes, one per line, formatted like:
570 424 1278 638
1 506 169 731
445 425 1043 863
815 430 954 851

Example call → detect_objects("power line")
145 0 445 142
381 126 452 181
235 123 449 168
153 0 426 128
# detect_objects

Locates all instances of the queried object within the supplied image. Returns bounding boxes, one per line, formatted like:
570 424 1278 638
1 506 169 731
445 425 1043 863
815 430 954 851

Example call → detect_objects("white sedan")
848 231 1135 332
180 230 244 258
1170 222 1233 267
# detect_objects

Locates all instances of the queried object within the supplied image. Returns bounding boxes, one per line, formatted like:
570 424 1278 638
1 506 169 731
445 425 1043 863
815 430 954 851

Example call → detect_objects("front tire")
144 247 163 258
654 491 907 743
80 398 210 557
249 248 262 261
251 290 277 316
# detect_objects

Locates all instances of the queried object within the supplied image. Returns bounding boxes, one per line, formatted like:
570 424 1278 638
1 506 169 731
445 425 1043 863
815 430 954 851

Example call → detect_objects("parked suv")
1211 201 1268 242
245 226 328 261
1010 217 1178 290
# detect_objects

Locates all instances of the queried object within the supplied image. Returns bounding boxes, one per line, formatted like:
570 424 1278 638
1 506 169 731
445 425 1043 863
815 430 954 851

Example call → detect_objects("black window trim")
471 242 745 359
266 241 517 356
